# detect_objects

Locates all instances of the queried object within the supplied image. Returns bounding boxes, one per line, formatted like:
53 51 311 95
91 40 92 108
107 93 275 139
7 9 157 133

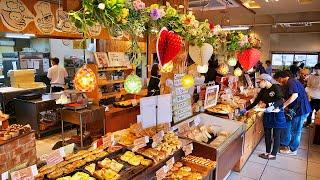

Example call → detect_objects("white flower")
98 3 105 10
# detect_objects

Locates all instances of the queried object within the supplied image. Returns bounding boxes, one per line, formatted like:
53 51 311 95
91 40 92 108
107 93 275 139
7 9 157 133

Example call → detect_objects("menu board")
172 74 192 124
204 85 220 109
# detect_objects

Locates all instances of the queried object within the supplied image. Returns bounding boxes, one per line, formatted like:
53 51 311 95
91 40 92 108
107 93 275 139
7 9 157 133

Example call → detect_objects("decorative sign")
55 8 79 34
10 165 38 180
151 130 164 148
183 143 193 156
34 1 55 34
0 0 34 32
204 85 220 109
94 52 109 68
88 23 102 37
172 74 192 123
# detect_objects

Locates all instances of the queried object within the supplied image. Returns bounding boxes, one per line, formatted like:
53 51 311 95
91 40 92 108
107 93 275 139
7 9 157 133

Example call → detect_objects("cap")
314 63 320 69
259 73 279 84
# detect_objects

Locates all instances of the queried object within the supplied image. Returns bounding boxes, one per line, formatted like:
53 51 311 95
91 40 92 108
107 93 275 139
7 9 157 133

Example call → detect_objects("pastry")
57 176 71 180
109 159 124 173
141 159 152 166
102 169 119 180
47 169 63 179
120 151 135 162
128 156 141 166
85 163 96 174
96 151 108 158
180 166 192 172
85 154 96 162
98 158 112 168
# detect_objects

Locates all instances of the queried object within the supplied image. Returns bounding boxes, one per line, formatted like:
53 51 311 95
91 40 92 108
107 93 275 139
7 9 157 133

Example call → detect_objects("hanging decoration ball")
237 48 261 71
217 63 229 75
234 67 243 77
189 43 213 65
124 74 142 94
181 74 195 89
74 65 97 92
197 64 209 73
228 57 237 67
160 61 174 73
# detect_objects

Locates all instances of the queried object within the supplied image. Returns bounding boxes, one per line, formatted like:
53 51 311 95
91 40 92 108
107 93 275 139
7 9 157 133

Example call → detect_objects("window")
272 52 319 68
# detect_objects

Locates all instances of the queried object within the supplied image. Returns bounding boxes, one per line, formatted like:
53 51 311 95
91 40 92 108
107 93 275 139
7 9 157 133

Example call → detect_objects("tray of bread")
165 161 208 180
113 99 139 108
0 124 32 141
56 170 95 180
206 104 234 115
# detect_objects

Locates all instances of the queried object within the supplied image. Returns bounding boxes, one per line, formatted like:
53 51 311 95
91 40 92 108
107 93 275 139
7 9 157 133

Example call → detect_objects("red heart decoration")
237 48 261 71
157 27 183 66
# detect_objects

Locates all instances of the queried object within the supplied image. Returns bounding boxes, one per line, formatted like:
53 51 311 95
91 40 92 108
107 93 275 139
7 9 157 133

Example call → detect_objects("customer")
240 74 286 160
305 63 320 127
47 57 68 92
299 68 309 88
147 64 161 96
255 61 267 74
274 70 311 155
265 60 272 75
290 61 299 78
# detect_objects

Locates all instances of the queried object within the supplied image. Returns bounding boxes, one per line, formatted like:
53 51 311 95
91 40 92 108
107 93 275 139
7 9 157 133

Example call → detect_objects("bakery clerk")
240 74 286 160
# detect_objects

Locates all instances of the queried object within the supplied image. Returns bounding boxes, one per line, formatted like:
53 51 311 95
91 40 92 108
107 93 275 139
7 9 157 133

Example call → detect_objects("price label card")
11 165 38 180
134 136 149 146
156 165 168 180
174 94 190 103
173 101 191 111
41 148 65 166
166 157 175 169
178 122 189 134
1 171 8 180
132 143 147 152
194 116 201 126
174 87 188 96
174 111 193 122
183 143 193 156
174 106 192 116
152 130 164 148
103 133 115 147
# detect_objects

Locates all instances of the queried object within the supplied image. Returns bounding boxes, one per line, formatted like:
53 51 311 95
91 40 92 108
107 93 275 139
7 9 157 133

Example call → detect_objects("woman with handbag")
240 74 286 160
274 70 311 155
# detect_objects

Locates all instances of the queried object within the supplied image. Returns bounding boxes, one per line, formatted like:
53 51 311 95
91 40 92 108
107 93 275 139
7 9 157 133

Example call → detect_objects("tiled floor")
36 127 320 180
227 126 320 180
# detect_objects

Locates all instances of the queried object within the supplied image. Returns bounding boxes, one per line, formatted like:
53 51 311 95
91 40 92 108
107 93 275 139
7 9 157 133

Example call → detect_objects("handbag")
285 103 300 121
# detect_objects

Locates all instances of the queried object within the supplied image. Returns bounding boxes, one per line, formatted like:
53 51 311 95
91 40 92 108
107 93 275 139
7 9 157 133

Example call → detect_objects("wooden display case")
86 64 133 105
234 113 264 171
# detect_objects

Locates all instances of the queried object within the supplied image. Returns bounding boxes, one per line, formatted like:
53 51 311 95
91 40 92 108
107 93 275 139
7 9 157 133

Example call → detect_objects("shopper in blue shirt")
274 70 311 155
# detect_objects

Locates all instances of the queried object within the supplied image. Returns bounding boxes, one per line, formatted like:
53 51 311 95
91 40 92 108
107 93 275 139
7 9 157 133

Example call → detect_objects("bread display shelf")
98 80 125 86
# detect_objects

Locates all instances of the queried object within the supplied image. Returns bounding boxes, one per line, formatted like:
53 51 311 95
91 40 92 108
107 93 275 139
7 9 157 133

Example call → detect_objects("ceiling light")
221 26 251 31
243 0 261 9
265 0 279 2
5 33 36 39
298 0 312 4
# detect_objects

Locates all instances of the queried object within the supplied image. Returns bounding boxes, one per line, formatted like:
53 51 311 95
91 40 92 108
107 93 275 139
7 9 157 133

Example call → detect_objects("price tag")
183 143 193 156
152 130 164 148
0 120 2 126
174 87 188 96
174 94 190 103
166 157 175 169
174 106 192 116
250 98 254 104
156 165 168 180
134 136 149 146
63 143 75 155
194 116 201 126
174 111 193 122
132 99 138 106
178 122 189 134
10 165 38 180
173 101 190 111
132 143 147 152
103 133 115 147
1 171 8 180
41 148 65 166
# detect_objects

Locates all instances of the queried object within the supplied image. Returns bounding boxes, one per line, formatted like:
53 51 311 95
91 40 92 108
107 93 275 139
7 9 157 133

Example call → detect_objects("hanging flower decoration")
228 57 237 67
74 65 97 92
181 74 195 89
124 74 142 94
234 67 243 77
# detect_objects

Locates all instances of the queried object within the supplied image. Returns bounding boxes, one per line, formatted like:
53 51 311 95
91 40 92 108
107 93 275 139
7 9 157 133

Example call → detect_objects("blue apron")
263 110 287 129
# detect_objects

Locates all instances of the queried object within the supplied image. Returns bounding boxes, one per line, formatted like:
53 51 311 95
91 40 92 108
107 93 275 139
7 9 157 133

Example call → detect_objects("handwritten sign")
183 143 193 156
172 74 192 123
152 130 164 148
40 148 65 166
156 165 168 180
132 136 149 151
10 165 38 180
166 157 175 169
194 116 201 127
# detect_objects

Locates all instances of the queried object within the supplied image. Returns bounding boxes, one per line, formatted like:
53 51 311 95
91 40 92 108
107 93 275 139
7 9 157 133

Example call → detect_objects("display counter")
0 131 36 173
105 105 140 132
172 113 246 180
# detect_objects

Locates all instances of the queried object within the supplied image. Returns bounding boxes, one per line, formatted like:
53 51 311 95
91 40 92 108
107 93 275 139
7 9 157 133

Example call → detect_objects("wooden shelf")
101 91 127 99
98 80 125 86
98 67 133 72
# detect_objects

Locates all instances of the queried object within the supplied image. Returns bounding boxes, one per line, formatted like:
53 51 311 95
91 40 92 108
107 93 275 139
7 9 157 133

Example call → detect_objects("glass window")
272 54 283 66
306 55 318 67
294 54 307 62
282 54 294 66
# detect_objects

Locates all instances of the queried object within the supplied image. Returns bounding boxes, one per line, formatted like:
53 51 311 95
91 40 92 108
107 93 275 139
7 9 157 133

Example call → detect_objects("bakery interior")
0 0 319 180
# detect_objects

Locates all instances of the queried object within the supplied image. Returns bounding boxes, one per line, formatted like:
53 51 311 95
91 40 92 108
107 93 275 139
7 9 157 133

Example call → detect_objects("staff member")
240 74 286 160
147 64 160 96
47 57 68 92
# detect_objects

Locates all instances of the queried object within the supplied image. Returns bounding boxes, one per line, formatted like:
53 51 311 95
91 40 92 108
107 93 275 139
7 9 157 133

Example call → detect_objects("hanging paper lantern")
237 48 261 71
160 61 174 73
181 74 194 89
189 43 213 65
197 64 209 73
217 63 229 75
157 27 183 72
228 57 237 67
234 67 243 77
124 74 142 94
74 65 97 92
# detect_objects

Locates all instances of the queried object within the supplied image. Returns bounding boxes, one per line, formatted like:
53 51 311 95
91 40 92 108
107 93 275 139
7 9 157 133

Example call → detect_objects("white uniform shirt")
47 65 68 87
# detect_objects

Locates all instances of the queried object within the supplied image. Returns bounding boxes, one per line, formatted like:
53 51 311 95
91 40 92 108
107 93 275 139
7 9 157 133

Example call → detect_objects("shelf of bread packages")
31 122 217 180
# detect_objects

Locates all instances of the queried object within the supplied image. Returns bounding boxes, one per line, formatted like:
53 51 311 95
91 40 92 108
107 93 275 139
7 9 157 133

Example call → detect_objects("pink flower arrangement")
133 0 145 11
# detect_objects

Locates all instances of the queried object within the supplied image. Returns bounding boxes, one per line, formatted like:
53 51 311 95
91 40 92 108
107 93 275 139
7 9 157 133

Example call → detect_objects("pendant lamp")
74 65 97 92
181 74 194 89
124 74 142 94
234 67 243 77
228 57 237 67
